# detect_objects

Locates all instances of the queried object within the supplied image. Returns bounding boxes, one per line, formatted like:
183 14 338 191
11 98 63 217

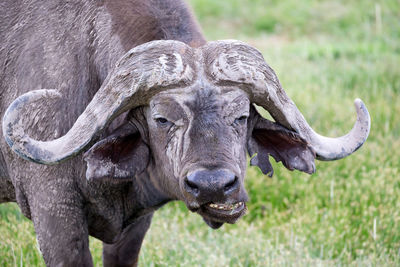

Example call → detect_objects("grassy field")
1 0 400 266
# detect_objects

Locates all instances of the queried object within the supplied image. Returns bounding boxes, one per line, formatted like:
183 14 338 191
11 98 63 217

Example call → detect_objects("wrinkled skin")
145 87 250 227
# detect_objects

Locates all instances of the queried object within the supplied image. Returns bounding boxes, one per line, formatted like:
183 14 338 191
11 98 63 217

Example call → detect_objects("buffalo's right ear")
84 124 149 181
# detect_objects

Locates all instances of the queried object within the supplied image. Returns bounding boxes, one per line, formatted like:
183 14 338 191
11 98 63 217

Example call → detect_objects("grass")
1 0 400 265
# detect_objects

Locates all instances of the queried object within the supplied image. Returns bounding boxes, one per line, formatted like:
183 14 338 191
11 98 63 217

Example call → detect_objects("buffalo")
0 0 370 266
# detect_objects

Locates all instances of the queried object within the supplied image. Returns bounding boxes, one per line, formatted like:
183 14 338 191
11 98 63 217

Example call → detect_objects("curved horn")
203 40 370 160
2 40 196 164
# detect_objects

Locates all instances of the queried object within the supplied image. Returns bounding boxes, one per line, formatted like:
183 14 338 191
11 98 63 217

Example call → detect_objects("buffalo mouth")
197 201 247 229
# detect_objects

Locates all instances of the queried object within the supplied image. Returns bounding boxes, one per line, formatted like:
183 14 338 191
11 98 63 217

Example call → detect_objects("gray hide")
0 0 370 266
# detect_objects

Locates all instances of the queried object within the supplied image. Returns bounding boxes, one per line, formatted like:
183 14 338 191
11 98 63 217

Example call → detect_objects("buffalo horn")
2 40 196 164
203 40 370 160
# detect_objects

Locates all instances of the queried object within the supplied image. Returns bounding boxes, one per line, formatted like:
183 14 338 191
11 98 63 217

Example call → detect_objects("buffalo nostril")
184 177 200 196
224 176 239 193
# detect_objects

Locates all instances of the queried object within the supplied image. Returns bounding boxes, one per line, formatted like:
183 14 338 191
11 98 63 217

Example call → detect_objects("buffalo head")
2 40 370 228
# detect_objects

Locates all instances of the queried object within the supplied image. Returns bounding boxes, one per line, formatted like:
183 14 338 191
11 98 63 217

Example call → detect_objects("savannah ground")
1 0 399 266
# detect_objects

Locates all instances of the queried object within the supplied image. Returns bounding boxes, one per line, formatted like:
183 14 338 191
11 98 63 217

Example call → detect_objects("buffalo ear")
84 124 149 181
247 108 316 177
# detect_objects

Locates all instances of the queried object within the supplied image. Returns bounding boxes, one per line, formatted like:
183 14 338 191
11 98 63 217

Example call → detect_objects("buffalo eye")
234 115 248 125
154 117 172 127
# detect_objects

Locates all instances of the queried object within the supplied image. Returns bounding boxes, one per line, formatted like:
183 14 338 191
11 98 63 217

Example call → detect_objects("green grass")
1 0 400 265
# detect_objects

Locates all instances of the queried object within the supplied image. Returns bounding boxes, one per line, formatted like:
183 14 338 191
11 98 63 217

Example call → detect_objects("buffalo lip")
199 201 247 224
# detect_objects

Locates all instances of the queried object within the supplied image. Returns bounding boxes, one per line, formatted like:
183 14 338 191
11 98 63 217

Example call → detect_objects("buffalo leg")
27 178 93 267
31 206 93 266
103 213 153 267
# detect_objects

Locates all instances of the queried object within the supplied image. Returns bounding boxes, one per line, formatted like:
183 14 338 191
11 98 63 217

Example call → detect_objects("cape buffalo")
0 0 370 266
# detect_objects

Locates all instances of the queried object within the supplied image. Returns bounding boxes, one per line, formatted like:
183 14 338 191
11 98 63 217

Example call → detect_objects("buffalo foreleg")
30 194 93 266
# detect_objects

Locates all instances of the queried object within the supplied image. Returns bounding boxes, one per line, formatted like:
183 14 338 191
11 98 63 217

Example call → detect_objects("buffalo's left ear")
84 124 149 181
247 107 316 177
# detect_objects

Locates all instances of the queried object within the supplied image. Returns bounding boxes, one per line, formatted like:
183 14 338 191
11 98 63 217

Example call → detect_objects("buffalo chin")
203 218 224 229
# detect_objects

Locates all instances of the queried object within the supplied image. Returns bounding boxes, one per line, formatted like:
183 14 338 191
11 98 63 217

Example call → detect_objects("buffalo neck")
123 168 172 227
